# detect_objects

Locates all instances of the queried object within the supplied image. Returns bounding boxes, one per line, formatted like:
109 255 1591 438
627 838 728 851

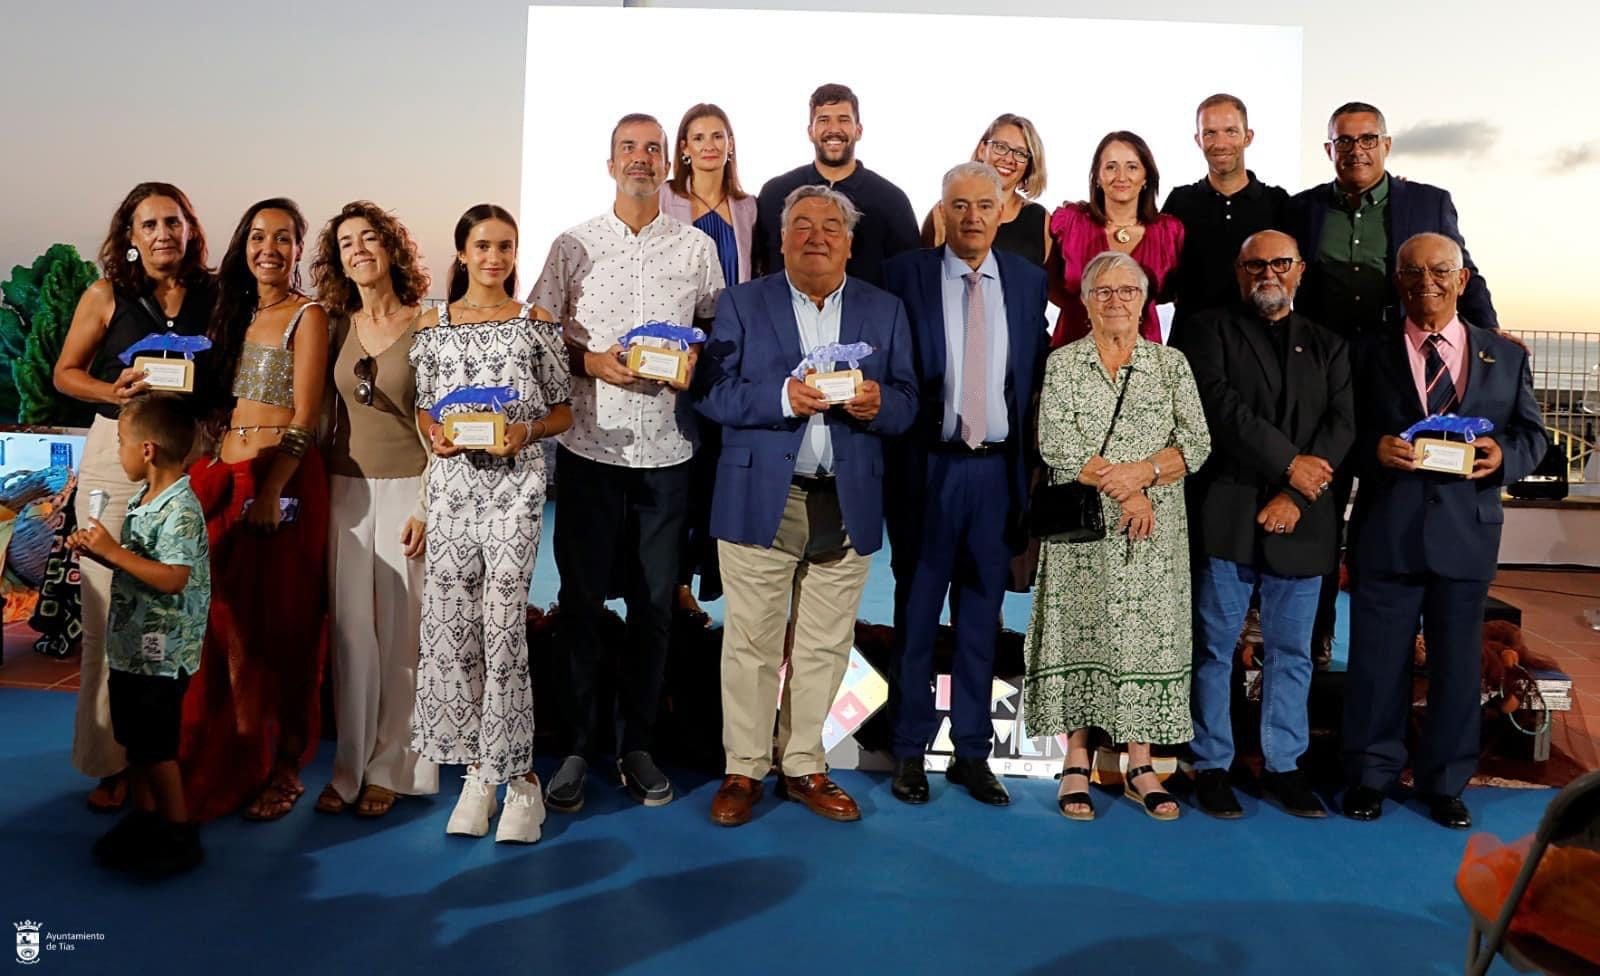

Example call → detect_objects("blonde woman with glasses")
921 113 1051 267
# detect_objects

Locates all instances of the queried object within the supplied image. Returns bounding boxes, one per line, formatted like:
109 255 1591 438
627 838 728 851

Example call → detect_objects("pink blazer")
658 185 758 285
1047 204 1184 348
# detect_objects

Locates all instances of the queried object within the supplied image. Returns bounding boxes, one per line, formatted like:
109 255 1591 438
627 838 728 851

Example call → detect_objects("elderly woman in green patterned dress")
1023 250 1210 822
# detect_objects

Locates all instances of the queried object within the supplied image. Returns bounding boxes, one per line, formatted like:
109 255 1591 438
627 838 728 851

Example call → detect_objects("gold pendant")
1114 227 1132 244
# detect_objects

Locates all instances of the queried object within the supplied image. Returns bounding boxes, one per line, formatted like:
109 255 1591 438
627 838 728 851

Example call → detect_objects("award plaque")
134 355 195 392
627 344 688 385
1414 436 1474 476
806 368 862 404
444 412 506 450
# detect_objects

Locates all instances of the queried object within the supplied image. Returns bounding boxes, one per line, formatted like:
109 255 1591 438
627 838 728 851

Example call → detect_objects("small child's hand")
67 519 119 562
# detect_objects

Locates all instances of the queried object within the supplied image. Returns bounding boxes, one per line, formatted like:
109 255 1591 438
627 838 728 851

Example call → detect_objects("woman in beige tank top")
307 201 438 818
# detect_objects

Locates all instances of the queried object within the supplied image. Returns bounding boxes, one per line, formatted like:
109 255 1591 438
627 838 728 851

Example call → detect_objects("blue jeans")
1191 557 1320 773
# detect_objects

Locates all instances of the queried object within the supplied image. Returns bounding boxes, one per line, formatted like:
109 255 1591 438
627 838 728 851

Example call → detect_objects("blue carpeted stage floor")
1 686 1542 975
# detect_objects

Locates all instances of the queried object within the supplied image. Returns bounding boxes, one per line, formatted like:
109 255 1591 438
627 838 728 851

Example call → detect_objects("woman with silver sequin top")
180 198 332 823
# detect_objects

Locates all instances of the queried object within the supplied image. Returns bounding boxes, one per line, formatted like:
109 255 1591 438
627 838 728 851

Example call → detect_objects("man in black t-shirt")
753 83 919 286
1163 93 1288 349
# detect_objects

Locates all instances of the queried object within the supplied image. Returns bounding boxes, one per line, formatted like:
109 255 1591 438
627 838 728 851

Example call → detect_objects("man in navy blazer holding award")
695 184 917 827
1341 232 1545 830
880 162 1048 806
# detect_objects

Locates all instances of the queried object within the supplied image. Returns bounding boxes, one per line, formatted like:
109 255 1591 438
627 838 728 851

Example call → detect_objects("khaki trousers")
718 484 869 779
71 414 132 779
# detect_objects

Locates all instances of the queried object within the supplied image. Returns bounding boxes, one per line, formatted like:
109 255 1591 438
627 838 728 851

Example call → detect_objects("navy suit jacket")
1347 323 1546 582
1286 176 1499 333
880 246 1048 549
694 272 918 555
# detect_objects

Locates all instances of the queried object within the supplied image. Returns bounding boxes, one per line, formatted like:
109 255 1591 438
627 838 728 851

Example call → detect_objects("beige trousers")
327 475 438 801
718 484 870 779
71 414 132 779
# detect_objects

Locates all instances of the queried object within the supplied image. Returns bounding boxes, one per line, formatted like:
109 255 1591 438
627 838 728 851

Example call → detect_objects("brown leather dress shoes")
710 774 764 827
778 773 861 822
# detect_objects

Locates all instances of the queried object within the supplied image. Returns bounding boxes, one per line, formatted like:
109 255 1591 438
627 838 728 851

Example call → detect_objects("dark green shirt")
1315 174 1389 337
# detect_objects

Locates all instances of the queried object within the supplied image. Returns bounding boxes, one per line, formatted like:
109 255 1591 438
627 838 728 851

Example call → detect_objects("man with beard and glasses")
1162 94 1289 350
753 83 919 286
1173 231 1354 820
528 113 724 815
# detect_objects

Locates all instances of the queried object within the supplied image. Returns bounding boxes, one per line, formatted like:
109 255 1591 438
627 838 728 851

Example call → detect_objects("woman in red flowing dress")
179 198 331 821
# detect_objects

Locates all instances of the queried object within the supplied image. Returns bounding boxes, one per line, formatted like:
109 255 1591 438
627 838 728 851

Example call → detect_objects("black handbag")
1029 364 1132 542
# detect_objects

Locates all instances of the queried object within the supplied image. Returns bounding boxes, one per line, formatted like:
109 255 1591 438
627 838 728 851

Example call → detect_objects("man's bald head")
1234 230 1305 319
1396 233 1470 329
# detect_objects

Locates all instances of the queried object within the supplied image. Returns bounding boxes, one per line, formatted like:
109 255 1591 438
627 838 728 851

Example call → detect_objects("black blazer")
881 246 1049 551
1286 176 1499 333
1176 306 1354 578
1348 323 1547 582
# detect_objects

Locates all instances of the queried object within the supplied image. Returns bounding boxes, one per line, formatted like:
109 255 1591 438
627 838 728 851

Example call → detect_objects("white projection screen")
520 6 1303 300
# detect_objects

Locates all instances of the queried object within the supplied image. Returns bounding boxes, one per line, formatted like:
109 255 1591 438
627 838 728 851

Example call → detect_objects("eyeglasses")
354 355 375 406
1088 285 1144 304
1396 265 1462 283
984 140 1031 163
1328 133 1385 153
1238 257 1303 275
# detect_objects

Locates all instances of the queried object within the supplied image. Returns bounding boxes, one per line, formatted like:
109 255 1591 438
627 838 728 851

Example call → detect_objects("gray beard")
1250 286 1291 317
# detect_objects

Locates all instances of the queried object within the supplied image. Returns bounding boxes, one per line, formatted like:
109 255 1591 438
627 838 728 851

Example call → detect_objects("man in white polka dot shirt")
529 112 725 814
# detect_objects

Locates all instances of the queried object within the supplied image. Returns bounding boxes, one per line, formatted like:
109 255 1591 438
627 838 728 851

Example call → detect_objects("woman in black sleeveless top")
921 113 1052 267
53 182 214 813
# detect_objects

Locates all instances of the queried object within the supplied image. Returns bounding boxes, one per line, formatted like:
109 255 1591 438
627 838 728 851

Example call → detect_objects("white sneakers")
445 770 545 843
496 778 547 844
446 771 499 837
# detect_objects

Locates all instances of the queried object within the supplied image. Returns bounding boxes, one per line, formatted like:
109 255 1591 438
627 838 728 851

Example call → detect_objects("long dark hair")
208 198 308 393
668 103 749 201
98 182 211 295
1086 130 1161 226
447 204 518 302
309 200 431 312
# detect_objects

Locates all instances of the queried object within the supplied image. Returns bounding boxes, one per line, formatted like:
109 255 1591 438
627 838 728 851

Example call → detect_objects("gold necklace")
1107 221 1139 245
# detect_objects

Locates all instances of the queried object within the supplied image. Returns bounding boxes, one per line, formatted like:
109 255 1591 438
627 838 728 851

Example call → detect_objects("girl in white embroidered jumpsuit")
408 204 570 843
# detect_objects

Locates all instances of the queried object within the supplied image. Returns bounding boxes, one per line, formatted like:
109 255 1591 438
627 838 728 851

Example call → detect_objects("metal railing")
1512 330 1600 485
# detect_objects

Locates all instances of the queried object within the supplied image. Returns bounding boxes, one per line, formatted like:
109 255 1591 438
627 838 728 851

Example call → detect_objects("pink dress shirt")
1404 316 1469 413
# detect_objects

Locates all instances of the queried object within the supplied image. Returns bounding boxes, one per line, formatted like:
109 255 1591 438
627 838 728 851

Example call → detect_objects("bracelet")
278 424 313 458
1149 458 1161 485
530 419 546 441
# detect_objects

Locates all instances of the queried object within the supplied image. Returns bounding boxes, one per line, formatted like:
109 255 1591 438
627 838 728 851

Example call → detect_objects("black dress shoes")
1342 785 1385 821
946 757 1010 806
891 757 930 804
1261 770 1327 818
1425 793 1473 830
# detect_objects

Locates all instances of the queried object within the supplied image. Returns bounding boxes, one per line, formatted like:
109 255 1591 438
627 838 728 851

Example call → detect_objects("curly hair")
98 182 211 295
309 201 431 312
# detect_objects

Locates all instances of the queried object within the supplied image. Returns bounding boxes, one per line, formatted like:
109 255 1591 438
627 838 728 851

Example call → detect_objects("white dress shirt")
779 274 846 476
938 247 1009 442
529 209 724 469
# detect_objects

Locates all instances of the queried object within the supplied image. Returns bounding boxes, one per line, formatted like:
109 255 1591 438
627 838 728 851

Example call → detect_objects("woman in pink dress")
1047 131 1184 348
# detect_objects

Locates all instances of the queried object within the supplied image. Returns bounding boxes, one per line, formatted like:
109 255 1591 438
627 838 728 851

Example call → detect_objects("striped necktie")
1423 333 1457 415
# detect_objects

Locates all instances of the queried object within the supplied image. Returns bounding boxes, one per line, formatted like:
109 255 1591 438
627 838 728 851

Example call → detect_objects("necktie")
959 271 987 447
1424 333 1457 415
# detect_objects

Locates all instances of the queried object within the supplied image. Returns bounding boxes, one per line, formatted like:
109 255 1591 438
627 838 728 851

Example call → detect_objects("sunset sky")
4 0 1596 334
